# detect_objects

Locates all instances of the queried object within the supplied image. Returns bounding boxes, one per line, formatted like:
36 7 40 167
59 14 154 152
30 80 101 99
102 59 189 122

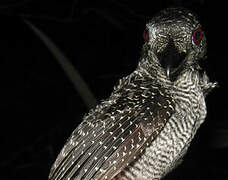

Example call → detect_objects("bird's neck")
136 55 172 87
137 57 216 98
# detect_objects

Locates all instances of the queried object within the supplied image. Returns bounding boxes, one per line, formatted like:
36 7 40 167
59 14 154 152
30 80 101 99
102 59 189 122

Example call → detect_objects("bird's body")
117 63 209 179
49 8 216 180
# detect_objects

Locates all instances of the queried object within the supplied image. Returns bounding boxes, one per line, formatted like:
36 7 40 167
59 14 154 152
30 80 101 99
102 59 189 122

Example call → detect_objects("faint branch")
109 0 145 20
23 19 97 109
91 8 125 29
0 0 32 9
69 0 80 21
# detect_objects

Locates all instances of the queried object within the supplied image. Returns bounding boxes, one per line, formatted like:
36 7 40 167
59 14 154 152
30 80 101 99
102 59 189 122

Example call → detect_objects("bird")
48 7 217 180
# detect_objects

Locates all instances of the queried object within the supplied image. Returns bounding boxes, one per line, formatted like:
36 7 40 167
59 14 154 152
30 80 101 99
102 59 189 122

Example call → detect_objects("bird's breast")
120 80 207 180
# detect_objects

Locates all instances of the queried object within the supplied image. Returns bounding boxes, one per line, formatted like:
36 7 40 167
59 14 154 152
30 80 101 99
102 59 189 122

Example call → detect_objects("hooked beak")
157 40 186 81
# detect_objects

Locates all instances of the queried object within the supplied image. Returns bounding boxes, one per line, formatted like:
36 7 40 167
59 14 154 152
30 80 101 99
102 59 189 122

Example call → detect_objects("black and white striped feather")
49 72 175 180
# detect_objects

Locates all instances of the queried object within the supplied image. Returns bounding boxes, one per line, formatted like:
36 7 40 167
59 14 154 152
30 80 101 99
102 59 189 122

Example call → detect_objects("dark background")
0 0 227 179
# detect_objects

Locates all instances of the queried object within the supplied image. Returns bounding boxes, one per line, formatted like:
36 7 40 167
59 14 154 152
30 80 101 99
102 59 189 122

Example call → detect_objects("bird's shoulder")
49 73 176 180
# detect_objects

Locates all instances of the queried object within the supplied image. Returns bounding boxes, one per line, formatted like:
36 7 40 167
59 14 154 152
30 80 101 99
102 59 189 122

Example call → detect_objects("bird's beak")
157 40 186 81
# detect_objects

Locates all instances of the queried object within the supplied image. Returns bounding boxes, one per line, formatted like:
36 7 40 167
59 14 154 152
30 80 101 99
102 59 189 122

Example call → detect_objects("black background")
0 0 227 180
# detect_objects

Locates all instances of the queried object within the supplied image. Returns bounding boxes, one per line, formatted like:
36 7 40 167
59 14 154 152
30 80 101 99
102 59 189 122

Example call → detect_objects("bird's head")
143 7 207 81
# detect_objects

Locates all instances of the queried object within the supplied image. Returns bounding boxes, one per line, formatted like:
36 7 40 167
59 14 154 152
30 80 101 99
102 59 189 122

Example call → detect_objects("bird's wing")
49 78 175 180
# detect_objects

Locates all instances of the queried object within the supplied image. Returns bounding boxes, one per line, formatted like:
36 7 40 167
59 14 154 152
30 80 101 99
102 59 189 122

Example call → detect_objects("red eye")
193 27 203 44
143 29 149 42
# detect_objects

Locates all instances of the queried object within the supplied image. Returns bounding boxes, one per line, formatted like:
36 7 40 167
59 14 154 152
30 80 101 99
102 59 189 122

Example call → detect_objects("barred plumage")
49 8 217 180
121 66 213 179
